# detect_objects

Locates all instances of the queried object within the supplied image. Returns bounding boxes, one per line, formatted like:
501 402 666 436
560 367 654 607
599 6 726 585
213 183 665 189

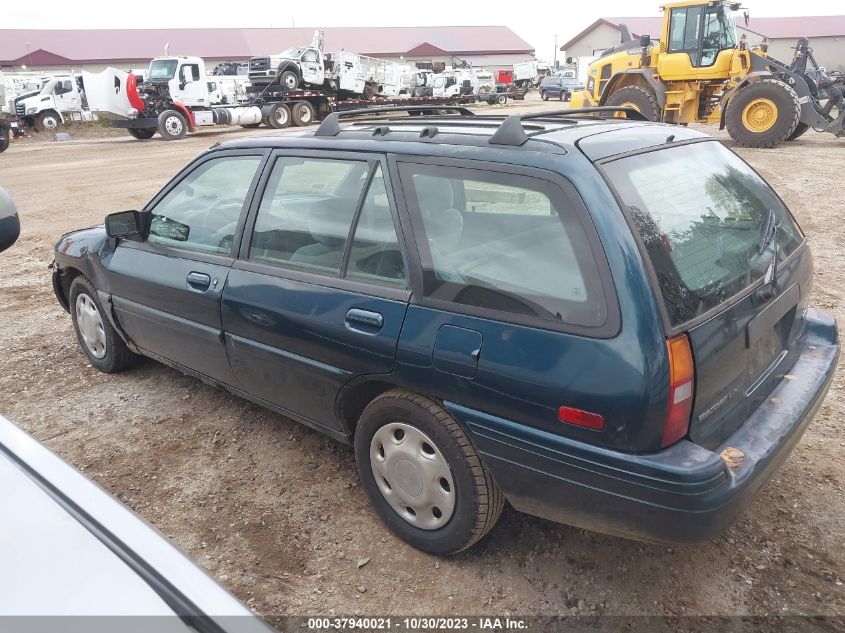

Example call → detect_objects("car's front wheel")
69 276 135 373
354 389 504 555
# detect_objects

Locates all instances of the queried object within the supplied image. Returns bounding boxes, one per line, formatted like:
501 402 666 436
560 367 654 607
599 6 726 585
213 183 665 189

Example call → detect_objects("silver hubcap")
165 116 183 135
297 106 311 123
43 116 58 129
285 74 297 89
273 107 288 125
75 293 107 359
370 423 455 530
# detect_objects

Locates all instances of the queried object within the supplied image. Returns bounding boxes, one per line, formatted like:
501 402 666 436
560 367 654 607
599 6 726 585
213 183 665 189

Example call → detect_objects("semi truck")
85 56 477 141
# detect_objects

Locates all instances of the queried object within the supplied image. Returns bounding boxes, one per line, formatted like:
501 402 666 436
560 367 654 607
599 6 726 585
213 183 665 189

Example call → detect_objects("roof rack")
488 107 648 146
313 104 648 146
315 105 476 137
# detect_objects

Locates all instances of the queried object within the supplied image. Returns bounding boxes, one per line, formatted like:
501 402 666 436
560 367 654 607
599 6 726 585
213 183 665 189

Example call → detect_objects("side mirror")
105 210 143 239
0 187 20 253
640 34 652 48
179 81 188 90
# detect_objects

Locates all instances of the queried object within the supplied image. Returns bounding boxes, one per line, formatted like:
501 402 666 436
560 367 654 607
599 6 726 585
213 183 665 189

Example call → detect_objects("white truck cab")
147 57 210 107
15 73 95 130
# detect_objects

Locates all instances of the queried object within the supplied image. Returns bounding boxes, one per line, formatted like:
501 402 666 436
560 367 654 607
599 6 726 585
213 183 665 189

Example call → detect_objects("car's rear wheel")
541 91 548 101
354 389 504 555
69 276 135 373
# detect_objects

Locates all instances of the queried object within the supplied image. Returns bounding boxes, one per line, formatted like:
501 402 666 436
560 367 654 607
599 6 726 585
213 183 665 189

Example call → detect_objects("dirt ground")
0 102 843 622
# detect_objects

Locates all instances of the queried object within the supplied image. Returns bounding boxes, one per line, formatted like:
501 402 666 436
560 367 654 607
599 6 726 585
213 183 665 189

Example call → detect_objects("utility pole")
553 34 558 70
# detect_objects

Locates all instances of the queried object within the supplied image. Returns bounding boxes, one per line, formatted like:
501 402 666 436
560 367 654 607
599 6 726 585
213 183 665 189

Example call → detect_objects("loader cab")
658 1 740 80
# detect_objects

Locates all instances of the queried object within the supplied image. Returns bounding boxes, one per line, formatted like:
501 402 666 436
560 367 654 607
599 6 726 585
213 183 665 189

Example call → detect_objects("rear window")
603 141 803 327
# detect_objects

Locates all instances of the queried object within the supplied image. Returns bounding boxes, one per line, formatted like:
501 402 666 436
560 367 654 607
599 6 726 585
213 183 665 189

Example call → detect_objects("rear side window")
398 163 608 328
603 141 803 327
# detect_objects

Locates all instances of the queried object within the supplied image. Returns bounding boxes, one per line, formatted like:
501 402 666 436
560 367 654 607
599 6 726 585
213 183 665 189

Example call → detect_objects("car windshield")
148 59 178 80
279 48 303 58
603 141 803 326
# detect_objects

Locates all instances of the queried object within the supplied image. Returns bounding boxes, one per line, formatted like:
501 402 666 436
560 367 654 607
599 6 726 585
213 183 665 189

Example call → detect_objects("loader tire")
787 122 810 141
604 86 660 121
726 80 800 148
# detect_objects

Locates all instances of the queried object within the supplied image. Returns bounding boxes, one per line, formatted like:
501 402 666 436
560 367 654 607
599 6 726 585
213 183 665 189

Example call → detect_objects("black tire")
558 90 565 101
604 85 661 121
35 110 61 132
496 94 508 105
267 103 291 129
69 276 135 373
280 70 299 91
354 389 504 555
157 109 187 140
240 122 262 129
127 128 155 140
291 100 315 127
725 79 801 148
786 122 810 141
541 91 548 101
0 125 9 153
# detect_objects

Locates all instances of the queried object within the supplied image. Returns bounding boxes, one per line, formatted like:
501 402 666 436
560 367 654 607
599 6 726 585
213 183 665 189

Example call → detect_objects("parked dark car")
52 107 839 556
539 76 584 101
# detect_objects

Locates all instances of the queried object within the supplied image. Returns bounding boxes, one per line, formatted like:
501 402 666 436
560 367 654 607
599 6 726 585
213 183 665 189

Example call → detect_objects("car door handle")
186 271 211 291
345 308 384 331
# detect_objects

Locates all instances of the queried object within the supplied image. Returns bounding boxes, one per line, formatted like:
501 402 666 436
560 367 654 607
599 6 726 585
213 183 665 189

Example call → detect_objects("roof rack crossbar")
488 106 649 147
520 106 649 122
315 105 476 137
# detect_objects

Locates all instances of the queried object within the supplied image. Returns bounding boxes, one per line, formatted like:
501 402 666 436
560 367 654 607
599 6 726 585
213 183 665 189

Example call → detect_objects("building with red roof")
0 25 535 73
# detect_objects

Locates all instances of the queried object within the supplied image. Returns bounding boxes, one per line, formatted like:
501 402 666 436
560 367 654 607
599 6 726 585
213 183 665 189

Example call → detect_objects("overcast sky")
5 0 843 62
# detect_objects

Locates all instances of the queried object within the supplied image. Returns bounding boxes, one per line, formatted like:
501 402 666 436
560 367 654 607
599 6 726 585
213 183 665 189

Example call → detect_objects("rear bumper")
448 309 839 544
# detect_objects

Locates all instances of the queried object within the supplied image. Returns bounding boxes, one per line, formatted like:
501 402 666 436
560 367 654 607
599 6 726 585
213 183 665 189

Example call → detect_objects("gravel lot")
0 102 843 620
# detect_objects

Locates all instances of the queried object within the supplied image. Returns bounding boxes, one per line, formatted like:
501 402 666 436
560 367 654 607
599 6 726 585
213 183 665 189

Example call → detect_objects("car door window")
399 163 608 328
148 156 261 255
345 169 406 287
249 157 370 275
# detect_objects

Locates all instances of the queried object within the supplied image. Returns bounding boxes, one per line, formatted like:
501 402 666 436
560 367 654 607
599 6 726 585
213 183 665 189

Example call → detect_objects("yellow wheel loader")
571 0 845 148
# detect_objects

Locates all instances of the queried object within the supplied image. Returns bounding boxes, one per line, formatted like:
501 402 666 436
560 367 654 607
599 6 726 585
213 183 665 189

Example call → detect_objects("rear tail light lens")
663 334 695 448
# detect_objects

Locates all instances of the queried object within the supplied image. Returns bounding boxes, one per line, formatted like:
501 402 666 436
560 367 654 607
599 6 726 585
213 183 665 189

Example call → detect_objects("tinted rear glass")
603 141 803 327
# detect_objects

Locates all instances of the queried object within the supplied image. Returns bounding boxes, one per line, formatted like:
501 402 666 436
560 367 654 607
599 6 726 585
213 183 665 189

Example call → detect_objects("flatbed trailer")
245 87 479 129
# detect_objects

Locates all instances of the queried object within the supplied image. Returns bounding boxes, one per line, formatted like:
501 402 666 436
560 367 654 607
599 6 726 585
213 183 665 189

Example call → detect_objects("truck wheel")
354 389 504 555
280 70 298 91
267 103 291 129
540 91 548 101
127 128 155 140
35 110 61 132
0 126 8 153
725 79 800 148
291 101 315 126
496 94 508 105
786 122 810 141
605 86 661 121
157 110 187 141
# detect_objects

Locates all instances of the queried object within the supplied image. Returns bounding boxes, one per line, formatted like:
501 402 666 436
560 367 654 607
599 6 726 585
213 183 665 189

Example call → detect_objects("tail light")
662 334 695 448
